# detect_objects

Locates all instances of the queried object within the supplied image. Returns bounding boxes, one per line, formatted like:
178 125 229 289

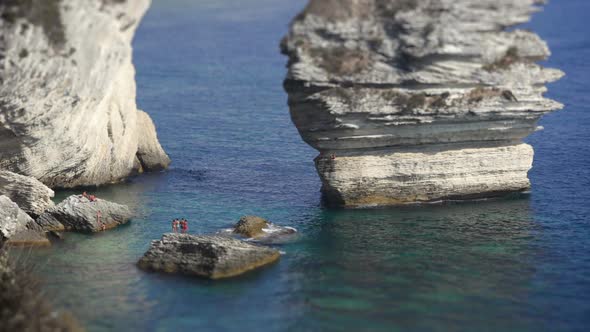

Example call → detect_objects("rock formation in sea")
138 234 281 279
232 215 297 243
37 195 133 233
0 0 170 188
281 0 563 207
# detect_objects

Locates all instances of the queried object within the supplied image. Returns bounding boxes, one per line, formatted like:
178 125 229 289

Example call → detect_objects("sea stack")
281 0 563 207
0 0 169 188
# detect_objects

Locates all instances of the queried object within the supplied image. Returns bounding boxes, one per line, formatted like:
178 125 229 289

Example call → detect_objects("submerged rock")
233 215 297 242
138 234 280 279
5 229 51 247
37 195 133 233
0 0 170 188
281 0 563 207
0 171 55 217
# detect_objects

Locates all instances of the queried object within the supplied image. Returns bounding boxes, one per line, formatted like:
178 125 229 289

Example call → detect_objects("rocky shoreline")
0 2 168 325
0 1 167 240
282 0 563 207
0 0 286 292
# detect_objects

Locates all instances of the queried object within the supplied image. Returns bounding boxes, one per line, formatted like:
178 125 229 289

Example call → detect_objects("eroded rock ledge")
0 0 170 188
282 0 563 207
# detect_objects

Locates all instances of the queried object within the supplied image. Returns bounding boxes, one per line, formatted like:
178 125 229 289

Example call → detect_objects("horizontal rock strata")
5 229 51 247
0 0 169 188
282 0 563 207
138 234 281 279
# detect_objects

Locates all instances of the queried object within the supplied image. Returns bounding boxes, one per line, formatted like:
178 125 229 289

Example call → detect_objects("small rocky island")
233 215 297 243
138 234 281 279
282 0 564 207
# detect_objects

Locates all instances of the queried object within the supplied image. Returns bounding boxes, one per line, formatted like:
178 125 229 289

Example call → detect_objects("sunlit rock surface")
0 171 54 217
0 0 169 188
282 0 563 207
37 194 133 233
138 234 281 279
0 195 50 246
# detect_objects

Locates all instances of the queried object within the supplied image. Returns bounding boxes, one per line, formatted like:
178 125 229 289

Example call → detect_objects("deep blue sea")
18 0 590 331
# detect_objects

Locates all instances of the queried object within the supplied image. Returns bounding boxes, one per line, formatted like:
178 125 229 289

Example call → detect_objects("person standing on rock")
172 219 179 233
181 219 188 233
96 211 102 230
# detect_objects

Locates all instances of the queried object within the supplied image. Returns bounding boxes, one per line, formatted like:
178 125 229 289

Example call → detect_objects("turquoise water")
19 0 590 331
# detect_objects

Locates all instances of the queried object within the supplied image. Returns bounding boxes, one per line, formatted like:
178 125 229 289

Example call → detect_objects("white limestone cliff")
0 0 170 188
282 0 563 207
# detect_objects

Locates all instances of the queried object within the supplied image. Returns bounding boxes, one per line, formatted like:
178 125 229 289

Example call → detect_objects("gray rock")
136 110 172 172
0 0 169 188
233 216 269 238
0 171 55 217
37 195 133 233
282 0 563 207
0 195 31 245
0 195 49 247
138 234 281 279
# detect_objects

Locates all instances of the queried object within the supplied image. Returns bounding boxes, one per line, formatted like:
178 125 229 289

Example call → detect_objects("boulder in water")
232 216 297 242
137 234 280 279
233 216 269 238
36 195 133 233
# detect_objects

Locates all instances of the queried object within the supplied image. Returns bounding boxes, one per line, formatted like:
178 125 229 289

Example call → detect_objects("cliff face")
0 0 170 188
282 0 563 207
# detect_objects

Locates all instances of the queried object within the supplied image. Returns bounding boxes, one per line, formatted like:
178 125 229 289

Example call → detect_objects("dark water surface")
19 0 590 331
